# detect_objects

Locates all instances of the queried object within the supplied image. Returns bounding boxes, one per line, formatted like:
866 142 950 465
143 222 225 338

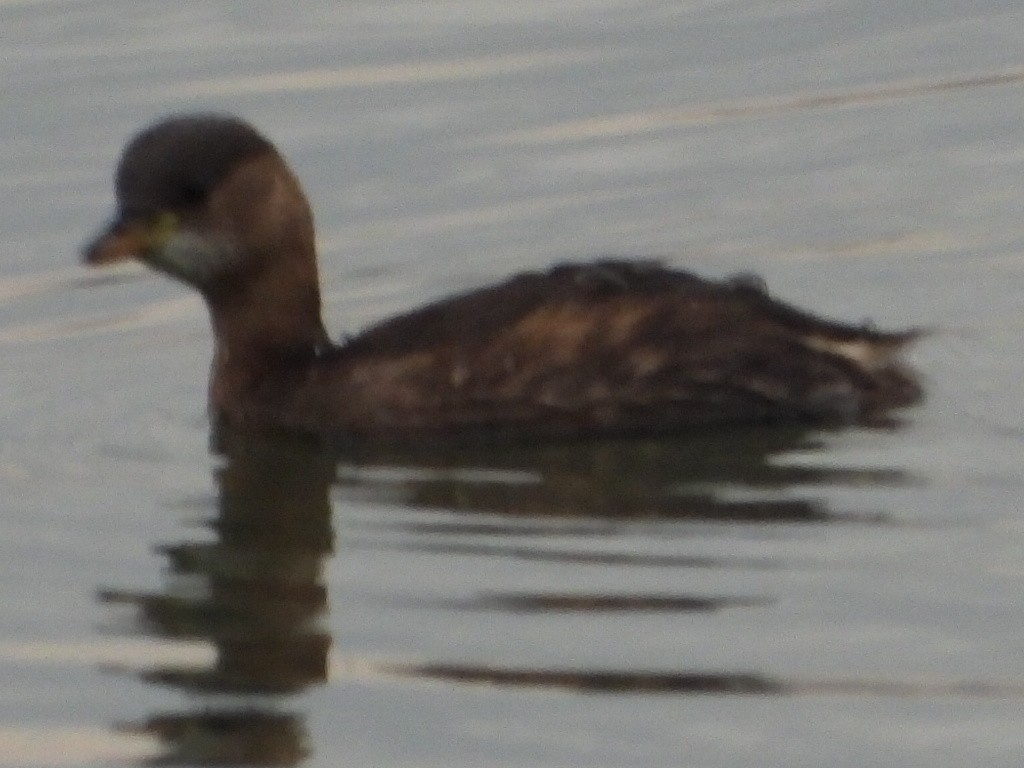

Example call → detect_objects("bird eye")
177 183 207 207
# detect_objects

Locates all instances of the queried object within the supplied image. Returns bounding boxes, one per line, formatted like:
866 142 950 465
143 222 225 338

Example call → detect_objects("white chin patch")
157 230 238 287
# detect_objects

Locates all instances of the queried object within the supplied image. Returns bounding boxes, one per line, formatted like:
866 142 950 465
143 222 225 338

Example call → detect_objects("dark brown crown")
115 114 275 218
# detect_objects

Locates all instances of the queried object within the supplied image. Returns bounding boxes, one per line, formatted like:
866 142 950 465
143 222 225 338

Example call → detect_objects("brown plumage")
83 114 922 444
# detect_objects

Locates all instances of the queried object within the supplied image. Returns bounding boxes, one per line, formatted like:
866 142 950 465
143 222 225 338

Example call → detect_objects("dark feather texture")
278 260 922 439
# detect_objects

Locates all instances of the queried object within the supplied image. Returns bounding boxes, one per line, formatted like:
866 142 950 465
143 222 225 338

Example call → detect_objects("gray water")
3 1 1024 766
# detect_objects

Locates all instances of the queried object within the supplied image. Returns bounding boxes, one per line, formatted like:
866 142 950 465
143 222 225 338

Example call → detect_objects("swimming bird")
83 114 922 443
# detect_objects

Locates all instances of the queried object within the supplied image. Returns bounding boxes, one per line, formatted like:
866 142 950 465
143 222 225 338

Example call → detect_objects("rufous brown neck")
199 154 332 417
205 254 330 422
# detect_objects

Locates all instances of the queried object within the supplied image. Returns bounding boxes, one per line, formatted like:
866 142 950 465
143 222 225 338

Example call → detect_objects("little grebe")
83 114 922 442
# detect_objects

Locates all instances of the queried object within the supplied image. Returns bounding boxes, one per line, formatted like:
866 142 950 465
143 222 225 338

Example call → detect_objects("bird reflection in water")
101 435 336 766
335 424 900 524
99 424 910 764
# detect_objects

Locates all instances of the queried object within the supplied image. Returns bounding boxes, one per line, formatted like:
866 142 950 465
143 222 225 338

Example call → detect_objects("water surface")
2 1 1024 766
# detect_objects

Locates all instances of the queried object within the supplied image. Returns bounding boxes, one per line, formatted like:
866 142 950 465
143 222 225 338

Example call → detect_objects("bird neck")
205 247 331 420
